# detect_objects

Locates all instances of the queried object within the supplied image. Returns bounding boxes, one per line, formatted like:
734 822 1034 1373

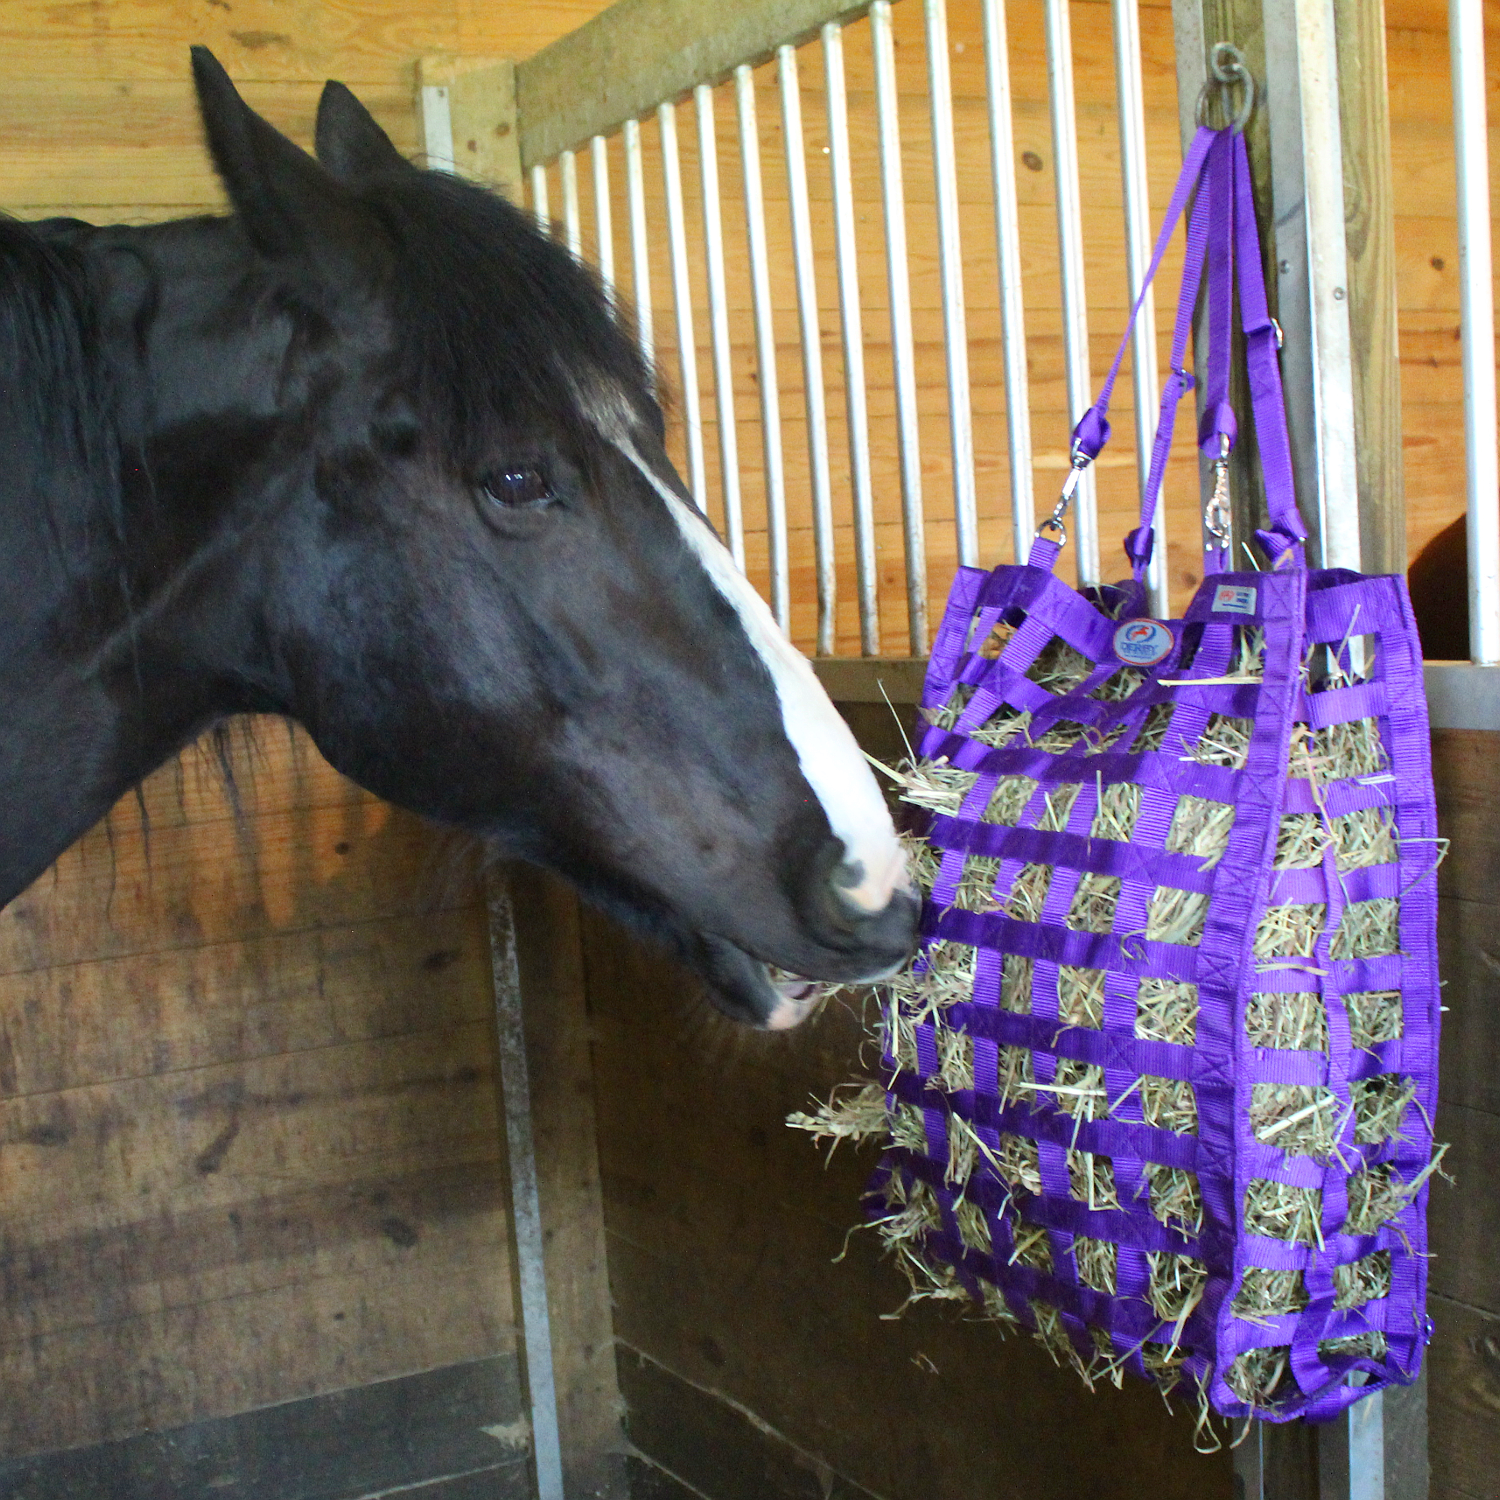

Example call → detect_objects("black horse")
0 49 917 1027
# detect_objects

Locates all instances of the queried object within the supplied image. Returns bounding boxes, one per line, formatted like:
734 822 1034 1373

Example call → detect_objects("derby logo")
1113 618 1174 666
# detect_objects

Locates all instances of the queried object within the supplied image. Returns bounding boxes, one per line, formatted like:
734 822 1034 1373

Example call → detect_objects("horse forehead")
585 403 906 914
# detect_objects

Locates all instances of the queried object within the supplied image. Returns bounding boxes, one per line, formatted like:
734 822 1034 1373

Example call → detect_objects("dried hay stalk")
1254 903 1327 959
1141 1075 1199 1134
1167 796 1236 868
1244 1179 1323 1247
1351 1072 1416 1144
1068 1149 1119 1209
1246 991 1326 1050
997 1132 1042 1194
1092 780 1143 842
1058 965 1106 1028
1066 873 1119 934
1147 1252 1208 1326
1137 979 1199 1045
1146 1164 1205 1235
1330 899 1401 960
1074 1236 1119 1294
1005 862 1053 922
1147 886 1209 946
1346 990 1403 1050
1250 1084 1338 1156
1232 1268 1308 1324
1189 714 1253 769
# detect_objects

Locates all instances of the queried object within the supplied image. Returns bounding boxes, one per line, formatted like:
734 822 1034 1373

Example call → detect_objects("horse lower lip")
773 975 819 1003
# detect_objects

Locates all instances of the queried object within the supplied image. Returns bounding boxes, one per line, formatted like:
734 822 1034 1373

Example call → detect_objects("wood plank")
0 1356 531 1500
1427 1295 1500 1500
0 798 475 978
1429 1102 1500 1315
1431 729 1500 904
580 910 1232 1500
0 908 491 1099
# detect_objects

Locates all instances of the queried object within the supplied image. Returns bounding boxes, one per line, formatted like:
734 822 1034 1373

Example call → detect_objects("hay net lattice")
793 127 1443 1426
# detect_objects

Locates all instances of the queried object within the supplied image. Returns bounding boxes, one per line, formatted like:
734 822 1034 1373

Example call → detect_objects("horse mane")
353 168 658 469
0 214 126 553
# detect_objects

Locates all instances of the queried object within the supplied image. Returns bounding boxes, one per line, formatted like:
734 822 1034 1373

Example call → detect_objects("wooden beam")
514 0 878 169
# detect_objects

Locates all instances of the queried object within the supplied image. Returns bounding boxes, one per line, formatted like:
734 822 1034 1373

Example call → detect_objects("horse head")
43 50 914 1027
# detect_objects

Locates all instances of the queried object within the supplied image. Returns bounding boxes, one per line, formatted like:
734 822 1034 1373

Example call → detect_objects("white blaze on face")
611 436 909 915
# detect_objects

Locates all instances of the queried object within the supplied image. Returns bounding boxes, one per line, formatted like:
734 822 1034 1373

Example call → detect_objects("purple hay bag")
865 128 1441 1424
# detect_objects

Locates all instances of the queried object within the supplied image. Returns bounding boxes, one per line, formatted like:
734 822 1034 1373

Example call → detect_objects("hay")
1351 1073 1417 1144
1225 1347 1293 1408
1141 1075 1199 1134
1000 954 1034 1012
1005 862 1053 922
1146 886 1209 946
1052 1058 1108 1121
1244 1179 1323 1247
1330 899 1401 960
1166 796 1236 867
1253 902 1327 959
956 1196 992 1254
1250 1083 1338 1156
1066 873 1120 933
1188 713 1253 769
997 1132 1042 1194
1147 1252 1209 1327
1092 781 1143 842
1246 991 1326 1050
1058 965 1107 1028
1132 702 1176 753
1145 1164 1205 1235
1137 979 1199 1045
1038 781 1083 831
1334 1250 1392 1310
1068 1149 1119 1208
1232 1268 1308 1324
1346 990 1403 1050
1074 1235 1119 1294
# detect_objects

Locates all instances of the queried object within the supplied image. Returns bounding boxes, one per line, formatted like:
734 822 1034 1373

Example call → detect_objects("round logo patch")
1113 618 1175 667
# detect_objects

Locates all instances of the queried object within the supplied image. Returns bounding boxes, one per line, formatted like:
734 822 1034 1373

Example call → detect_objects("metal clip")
1204 433 1232 550
1195 42 1255 135
1035 448 1091 547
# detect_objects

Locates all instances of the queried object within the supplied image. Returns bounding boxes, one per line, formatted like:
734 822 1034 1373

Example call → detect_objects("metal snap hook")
1195 42 1255 135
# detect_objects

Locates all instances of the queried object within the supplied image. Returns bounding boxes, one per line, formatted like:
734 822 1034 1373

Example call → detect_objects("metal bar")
980 0 1035 561
658 101 708 509
1264 0 1360 572
1111 0 1167 613
823 21 880 654
778 42 837 654
923 0 978 568
871 0 928 656
1450 0 1500 662
418 83 457 173
736 62 791 629
1044 0 1099 586
529 162 550 229
560 148 582 259
623 116 655 372
518 0 885 169
487 881 567 1500
695 83 746 568
591 134 616 299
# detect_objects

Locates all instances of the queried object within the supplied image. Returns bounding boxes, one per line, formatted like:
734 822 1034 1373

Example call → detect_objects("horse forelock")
354 170 655 472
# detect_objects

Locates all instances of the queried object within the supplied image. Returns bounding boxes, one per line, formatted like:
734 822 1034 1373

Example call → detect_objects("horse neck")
0 217 280 904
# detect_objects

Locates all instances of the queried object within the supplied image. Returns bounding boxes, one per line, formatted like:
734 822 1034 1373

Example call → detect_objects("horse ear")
190 46 368 260
315 81 408 182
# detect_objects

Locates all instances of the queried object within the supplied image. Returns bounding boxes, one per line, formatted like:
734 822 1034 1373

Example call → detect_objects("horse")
0 48 918 1030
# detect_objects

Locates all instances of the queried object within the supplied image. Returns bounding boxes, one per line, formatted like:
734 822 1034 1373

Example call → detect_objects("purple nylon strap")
1068 125 1310 583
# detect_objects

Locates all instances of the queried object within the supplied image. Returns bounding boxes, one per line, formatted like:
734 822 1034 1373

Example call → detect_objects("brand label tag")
1212 583 1258 616
1113 619 1175 667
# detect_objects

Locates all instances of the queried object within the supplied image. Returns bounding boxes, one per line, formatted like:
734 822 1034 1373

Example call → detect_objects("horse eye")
480 469 553 507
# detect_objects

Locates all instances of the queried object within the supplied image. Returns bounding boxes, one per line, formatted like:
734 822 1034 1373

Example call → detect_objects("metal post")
591 135 616 299
623 117 654 372
658 101 708 508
